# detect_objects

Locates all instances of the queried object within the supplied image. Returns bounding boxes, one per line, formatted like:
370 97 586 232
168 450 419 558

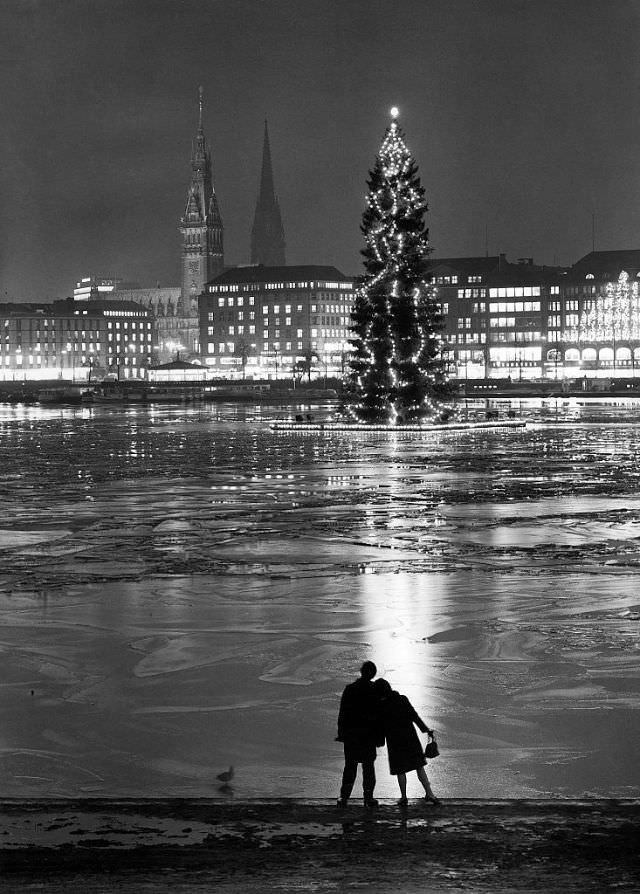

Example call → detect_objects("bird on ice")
217 766 234 783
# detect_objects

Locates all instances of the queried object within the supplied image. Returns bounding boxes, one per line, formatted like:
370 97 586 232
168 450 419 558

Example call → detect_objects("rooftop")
209 264 351 286
571 250 640 274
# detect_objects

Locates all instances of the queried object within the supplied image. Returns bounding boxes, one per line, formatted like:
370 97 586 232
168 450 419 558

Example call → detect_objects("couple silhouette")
336 661 441 807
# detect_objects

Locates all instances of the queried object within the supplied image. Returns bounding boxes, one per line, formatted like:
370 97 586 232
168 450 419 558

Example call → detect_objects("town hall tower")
179 87 224 308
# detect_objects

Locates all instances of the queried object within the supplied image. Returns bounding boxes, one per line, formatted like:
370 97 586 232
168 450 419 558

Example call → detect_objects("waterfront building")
106 286 193 361
429 255 563 381
199 265 354 379
431 250 640 382
556 250 640 379
250 121 286 267
0 299 154 382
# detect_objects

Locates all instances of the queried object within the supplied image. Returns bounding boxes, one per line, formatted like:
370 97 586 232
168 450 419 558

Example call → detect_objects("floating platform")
269 419 526 433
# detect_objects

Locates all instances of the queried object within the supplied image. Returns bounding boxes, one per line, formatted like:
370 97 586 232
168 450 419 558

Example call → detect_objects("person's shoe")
364 798 379 808
336 798 348 808
397 797 408 807
424 795 441 806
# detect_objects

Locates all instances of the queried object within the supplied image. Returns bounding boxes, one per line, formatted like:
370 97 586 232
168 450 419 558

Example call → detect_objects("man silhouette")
336 660 380 807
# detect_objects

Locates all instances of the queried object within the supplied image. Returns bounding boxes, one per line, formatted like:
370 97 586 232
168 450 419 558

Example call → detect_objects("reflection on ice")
0 400 639 800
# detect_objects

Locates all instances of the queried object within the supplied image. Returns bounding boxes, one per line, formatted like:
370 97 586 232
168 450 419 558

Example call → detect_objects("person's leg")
417 765 440 803
397 772 408 801
340 758 358 802
362 758 377 804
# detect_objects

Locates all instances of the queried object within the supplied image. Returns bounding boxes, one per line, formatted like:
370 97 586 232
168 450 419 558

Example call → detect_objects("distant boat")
91 385 147 403
37 386 86 405
144 385 203 403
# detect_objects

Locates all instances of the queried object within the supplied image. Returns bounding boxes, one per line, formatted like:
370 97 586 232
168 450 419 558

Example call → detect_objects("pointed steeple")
179 87 224 301
250 119 286 266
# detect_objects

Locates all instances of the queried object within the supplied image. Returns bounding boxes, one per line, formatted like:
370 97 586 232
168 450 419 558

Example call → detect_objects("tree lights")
346 108 453 424
567 271 640 346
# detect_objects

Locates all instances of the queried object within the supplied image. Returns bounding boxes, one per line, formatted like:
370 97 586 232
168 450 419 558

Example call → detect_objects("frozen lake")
0 398 639 800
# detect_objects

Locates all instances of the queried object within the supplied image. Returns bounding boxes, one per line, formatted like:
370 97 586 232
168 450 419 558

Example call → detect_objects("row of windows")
210 281 353 294
448 333 486 344
457 288 487 299
489 331 542 343
218 296 255 307
211 341 307 355
0 343 104 353
431 275 458 284
488 301 541 313
489 286 541 298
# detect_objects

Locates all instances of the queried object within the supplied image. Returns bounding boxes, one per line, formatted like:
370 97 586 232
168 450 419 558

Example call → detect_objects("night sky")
2 0 640 300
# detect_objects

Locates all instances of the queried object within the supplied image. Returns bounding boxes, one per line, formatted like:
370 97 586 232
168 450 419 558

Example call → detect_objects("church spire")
179 87 224 305
250 119 286 266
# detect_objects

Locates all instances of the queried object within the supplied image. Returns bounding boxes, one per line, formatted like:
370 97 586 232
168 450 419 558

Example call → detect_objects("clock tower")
179 87 224 308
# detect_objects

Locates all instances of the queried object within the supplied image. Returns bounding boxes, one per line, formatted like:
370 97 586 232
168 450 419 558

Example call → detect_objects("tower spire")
179 87 224 305
250 119 286 266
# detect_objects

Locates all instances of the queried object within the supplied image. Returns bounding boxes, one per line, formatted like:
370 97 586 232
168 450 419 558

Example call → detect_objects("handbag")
424 733 439 759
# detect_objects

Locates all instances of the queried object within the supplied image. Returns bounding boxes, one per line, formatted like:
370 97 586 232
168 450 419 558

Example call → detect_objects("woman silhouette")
374 679 441 806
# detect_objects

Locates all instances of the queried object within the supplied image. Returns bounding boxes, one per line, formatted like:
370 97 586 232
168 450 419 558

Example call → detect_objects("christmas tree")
346 108 452 424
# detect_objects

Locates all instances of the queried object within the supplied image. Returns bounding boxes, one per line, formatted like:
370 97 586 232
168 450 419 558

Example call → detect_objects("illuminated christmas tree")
346 108 452 424
568 270 640 344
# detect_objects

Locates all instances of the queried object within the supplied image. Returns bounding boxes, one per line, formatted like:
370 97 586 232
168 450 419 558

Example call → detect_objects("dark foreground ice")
0 398 638 800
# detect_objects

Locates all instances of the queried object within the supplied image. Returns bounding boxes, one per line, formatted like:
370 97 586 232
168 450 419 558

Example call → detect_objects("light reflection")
358 573 438 722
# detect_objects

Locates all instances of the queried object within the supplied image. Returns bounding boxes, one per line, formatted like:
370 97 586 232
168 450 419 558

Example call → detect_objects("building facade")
553 250 640 379
429 255 563 381
433 250 640 381
0 299 154 382
250 121 286 267
199 265 354 379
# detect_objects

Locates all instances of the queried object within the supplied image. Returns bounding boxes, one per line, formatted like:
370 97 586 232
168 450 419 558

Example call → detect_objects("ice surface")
0 399 639 800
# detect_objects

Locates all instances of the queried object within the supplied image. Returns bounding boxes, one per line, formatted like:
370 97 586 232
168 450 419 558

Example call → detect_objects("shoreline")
2 799 638 891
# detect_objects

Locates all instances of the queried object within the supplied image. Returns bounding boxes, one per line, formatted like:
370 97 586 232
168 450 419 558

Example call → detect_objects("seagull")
217 766 234 784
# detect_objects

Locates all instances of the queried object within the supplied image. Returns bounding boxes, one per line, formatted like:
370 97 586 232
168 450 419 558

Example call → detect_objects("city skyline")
2 0 640 300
